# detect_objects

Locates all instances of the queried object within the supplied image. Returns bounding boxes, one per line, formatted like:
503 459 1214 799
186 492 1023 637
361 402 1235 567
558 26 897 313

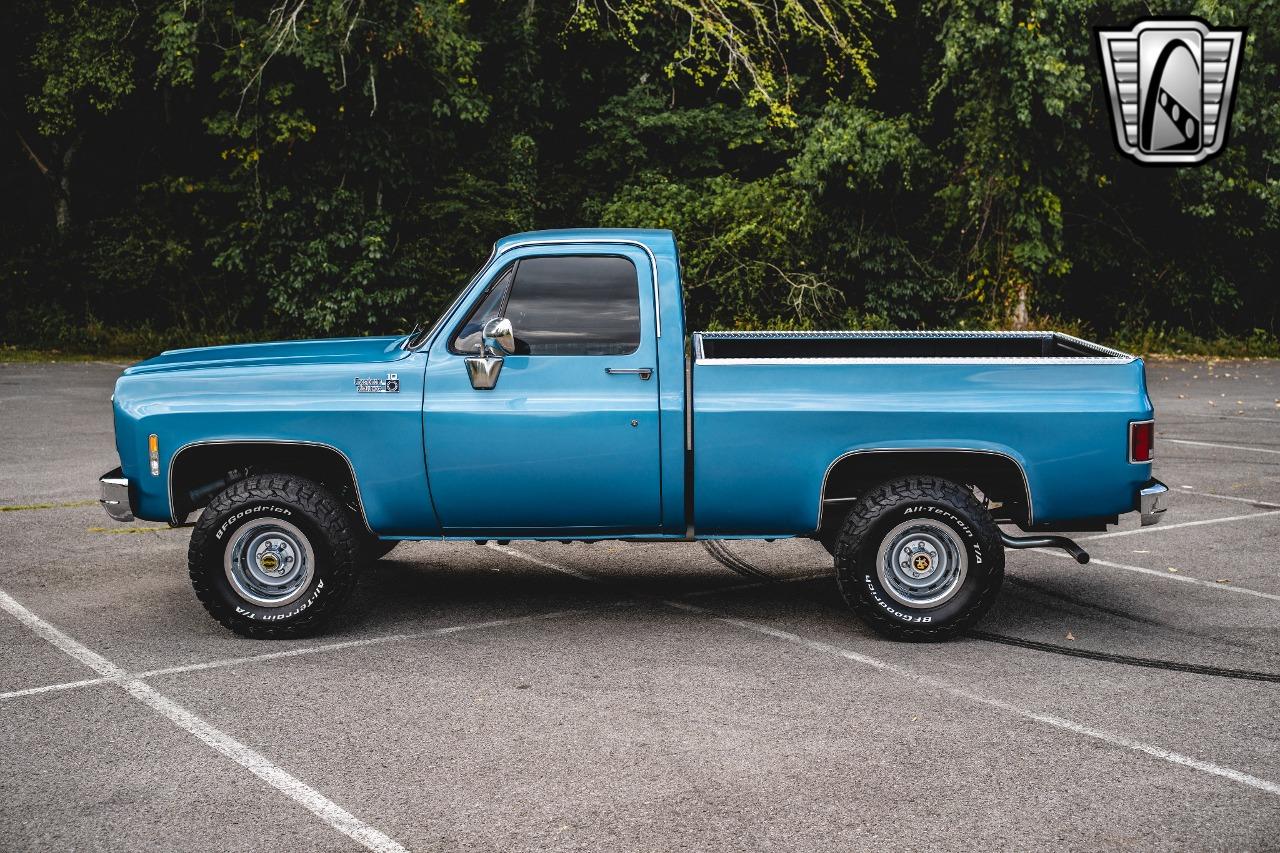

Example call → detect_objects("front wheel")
188 474 361 638
834 476 1003 641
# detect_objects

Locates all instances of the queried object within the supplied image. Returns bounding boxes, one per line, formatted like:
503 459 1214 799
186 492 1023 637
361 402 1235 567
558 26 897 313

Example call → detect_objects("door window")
449 255 640 356
502 256 640 356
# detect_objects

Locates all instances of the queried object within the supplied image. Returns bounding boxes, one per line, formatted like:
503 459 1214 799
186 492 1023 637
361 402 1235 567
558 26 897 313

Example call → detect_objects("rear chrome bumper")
99 468 134 522
1138 478 1168 527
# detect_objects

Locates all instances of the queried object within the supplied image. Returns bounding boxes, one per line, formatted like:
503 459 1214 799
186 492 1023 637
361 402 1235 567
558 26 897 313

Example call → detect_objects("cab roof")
493 228 677 262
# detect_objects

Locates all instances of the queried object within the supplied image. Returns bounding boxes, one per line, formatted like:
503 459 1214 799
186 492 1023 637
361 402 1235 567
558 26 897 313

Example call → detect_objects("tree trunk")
53 142 76 238
1010 282 1030 330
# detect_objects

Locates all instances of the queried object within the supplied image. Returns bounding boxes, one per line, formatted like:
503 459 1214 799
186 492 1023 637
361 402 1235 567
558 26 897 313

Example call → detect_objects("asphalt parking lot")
1 358 1278 851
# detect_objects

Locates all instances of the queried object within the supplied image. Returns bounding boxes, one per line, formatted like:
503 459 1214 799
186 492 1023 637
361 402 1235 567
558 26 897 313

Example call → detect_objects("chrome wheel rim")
875 519 968 609
224 517 315 608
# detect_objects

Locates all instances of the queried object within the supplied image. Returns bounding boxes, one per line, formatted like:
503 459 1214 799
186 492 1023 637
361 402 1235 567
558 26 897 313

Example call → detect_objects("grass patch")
85 525 172 534
1 499 99 512
0 346 142 364
1107 326 1280 359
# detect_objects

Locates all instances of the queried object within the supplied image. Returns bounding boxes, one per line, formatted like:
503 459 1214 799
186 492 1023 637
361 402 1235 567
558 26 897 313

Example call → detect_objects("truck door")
422 247 662 534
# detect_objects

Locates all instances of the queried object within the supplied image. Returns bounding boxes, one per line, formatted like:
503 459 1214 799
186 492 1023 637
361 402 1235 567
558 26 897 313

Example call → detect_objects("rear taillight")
1129 420 1154 463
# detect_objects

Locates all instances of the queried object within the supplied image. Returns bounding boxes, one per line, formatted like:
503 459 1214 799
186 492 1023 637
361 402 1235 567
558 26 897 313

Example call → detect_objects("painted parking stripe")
668 600 1280 797
0 588 409 853
1032 549 1280 603
1 608 587 702
1164 413 1280 425
1183 490 1280 510
1163 438 1280 456
1080 509 1280 541
495 544 1280 798
0 674 117 701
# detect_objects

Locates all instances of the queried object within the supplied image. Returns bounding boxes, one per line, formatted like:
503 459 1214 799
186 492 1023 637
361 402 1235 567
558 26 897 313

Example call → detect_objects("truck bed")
695 330 1131 361
689 330 1149 536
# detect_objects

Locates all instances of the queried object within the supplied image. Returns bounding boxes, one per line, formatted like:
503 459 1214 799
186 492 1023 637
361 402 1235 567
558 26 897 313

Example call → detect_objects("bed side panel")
691 359 1152 534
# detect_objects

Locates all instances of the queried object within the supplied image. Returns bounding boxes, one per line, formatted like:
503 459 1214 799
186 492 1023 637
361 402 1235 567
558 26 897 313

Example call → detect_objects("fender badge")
355 373 400 393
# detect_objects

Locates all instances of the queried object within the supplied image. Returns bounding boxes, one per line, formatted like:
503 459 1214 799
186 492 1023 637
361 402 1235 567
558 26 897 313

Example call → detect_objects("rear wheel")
834 476 1003 641
188 474 361 638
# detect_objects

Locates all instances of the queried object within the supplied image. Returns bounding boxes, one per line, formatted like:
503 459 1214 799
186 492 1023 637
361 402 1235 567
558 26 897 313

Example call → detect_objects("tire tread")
188 473 360 639
833 475 1004 641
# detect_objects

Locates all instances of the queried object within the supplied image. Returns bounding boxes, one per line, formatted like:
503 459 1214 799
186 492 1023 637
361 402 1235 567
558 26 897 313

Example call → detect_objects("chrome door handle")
605 367 653 380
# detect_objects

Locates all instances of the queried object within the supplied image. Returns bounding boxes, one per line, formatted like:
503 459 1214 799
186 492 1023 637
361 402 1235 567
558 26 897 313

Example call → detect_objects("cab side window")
502 256 640 356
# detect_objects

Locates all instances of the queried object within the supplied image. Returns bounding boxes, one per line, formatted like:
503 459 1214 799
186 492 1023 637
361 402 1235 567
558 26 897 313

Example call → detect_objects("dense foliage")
3 0 1278 354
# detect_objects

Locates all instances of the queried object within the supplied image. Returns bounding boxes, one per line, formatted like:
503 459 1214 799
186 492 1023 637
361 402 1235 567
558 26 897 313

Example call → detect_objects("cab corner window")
450 264 515 354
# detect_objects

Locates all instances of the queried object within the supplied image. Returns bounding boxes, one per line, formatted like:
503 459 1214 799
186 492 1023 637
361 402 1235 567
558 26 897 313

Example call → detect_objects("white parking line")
667 600 1280 797
1 609 587 702
1164 438 1280 456
1165 413 1280 425
0 674 116 700
1032 549 1280 603
0 588 408 853
495 545 1280 798
1183 490 1280 510
1080 509 1280 541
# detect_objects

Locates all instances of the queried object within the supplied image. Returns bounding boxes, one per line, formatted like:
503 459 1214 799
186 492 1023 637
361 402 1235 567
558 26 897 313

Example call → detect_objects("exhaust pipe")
1000 532 1090 564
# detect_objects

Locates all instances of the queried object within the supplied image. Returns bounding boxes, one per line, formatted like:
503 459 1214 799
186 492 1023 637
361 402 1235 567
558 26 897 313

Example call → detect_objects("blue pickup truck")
100 228 1167 640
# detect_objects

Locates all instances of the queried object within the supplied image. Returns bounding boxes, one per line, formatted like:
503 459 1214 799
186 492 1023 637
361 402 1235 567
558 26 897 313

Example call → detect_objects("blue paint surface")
109 228 1153 537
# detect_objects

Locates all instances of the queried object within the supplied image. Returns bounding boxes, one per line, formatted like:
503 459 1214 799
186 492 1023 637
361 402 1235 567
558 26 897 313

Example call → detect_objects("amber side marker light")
1129 420 1154 463
148 434 160 476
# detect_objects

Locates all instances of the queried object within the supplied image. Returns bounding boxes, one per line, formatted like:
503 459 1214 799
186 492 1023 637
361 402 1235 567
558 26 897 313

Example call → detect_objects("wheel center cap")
913 554 932 572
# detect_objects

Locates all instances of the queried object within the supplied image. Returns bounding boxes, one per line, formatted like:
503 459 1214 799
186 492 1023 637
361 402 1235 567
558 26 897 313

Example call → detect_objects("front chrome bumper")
1138 478 1168 526
99 468 134 522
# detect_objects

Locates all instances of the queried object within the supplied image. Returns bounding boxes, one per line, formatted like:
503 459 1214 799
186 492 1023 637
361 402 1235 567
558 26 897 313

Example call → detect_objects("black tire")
834 475 1003 641
188 474 361 638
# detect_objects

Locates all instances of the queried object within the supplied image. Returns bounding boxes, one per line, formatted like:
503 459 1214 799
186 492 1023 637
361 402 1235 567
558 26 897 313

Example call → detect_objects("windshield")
405 252 495 350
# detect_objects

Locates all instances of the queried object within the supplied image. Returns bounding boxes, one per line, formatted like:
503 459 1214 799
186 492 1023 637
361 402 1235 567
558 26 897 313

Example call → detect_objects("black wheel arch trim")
817 447 1034 533
167 439 374 534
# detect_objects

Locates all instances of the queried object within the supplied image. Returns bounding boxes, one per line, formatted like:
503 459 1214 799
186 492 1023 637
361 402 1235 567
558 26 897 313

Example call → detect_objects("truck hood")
123 336 411 376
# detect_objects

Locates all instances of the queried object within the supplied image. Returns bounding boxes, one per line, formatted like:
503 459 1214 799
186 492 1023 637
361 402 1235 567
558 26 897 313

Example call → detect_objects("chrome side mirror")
466 317 515 390
482 317 516 356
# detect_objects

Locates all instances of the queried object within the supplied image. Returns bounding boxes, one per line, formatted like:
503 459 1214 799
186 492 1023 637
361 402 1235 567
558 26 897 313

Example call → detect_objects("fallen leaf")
1066 632 1075 641
1167 567 1180 573
1216 579 1230 584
